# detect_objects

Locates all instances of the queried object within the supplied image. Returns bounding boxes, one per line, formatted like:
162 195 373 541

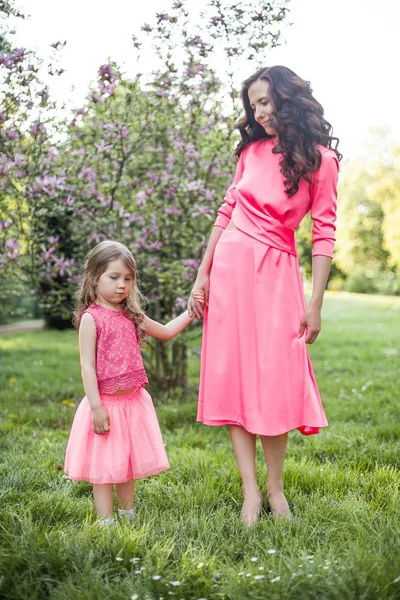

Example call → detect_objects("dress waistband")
100 387 144 402
232 193 297 256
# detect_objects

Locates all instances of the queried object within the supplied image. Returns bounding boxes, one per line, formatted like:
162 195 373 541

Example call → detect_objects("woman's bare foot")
267 490 292 518
241 490 263 525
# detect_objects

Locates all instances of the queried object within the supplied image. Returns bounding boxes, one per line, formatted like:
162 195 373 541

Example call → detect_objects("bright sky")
11 0 400 161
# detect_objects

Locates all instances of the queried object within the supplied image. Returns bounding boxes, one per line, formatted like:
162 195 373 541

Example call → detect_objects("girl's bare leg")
93 484 114 519
115 479 135 510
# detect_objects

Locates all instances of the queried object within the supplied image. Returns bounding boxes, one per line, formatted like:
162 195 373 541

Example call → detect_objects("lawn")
0 291 399 600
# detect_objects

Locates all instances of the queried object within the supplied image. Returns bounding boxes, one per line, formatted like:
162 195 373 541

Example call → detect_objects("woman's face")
248 78 275 135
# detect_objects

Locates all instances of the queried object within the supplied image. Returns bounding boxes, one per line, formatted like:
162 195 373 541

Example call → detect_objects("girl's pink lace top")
83 303 148 394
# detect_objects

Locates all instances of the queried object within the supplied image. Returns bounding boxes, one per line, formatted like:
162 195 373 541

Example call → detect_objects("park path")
0 319 45 336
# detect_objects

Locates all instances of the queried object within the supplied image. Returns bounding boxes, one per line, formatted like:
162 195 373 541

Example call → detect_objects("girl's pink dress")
197 138 339 436
64 304 169 484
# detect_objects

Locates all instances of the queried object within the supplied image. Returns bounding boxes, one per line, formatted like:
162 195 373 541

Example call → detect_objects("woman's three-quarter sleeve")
310 149 340 258
214 151 245 229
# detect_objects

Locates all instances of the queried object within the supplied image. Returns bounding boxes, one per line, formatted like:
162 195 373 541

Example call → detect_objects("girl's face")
248 79 275 135
96 258 135 308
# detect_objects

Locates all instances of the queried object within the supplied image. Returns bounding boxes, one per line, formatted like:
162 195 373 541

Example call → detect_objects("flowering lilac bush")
1 0 289 393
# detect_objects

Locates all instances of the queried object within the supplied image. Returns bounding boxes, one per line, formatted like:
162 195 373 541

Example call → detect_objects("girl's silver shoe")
118 508 136 522
98 518 116 530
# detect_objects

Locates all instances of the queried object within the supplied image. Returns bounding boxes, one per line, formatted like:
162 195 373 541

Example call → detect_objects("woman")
188 65 341 524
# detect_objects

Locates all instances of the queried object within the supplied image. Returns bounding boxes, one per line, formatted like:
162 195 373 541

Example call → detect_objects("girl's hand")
188 272 209 319
192 290 205 310
297 307 321 344
92 406 110 435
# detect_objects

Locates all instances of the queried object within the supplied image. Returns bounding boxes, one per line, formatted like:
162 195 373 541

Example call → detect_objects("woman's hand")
188 272 209 319
297 306 321 344
92 406 110 435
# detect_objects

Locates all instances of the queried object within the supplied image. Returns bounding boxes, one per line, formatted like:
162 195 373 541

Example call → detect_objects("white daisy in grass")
170 581 180 586
251 556 258 562
254 574 265 582
271 576 281 583
152 575 162 580
267 549 277 554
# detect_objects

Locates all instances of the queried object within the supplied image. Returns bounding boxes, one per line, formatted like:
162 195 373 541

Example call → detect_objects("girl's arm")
79 313 110 434
145 311 193 341
145 293 204 340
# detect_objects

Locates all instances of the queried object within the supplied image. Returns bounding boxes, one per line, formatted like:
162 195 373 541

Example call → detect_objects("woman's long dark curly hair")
235 65 342 196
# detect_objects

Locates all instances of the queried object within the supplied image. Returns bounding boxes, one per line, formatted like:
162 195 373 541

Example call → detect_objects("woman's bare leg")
260 433 291 517
229 425 262 524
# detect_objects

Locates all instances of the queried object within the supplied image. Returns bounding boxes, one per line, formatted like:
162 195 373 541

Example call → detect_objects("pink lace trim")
98 370 148 394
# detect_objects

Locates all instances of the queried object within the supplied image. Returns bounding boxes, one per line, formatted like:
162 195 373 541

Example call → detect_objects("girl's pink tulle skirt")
64 387 169 484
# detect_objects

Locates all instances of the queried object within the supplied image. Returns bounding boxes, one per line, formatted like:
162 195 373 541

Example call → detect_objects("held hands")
298 306 321 345
188 273 209 319
92 405 110 435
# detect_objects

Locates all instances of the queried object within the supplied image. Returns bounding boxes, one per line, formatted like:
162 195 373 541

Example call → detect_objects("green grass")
0 291 399 600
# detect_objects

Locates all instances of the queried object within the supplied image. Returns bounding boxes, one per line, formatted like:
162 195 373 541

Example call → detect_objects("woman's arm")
79 313 110 434
188 152 246 319
309 255 333 311
188 226 224 318
298 255 332 344
298 150 339 344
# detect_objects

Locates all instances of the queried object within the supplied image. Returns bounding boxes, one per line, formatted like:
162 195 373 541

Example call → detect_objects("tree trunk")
145 337 189 400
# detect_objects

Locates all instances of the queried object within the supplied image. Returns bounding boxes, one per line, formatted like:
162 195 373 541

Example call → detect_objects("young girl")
64 240 203 527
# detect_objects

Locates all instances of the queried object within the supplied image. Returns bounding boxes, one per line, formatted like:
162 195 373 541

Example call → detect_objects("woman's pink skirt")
197 227 328 436
64 387 170 484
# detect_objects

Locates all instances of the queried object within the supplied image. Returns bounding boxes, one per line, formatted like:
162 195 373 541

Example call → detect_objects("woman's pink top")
83 303 148 394
214 138 339 258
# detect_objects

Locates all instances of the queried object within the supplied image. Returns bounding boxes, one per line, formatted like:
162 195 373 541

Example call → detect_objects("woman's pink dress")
64 304 169 484
197 138 339 436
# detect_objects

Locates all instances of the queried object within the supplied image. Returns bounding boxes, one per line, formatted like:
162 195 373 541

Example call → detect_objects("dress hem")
197 418 327 437
64 464 170 485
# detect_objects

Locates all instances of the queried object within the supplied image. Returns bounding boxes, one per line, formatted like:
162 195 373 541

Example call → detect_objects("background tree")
335 127 400 294
0 0 24 53
1 0 290 395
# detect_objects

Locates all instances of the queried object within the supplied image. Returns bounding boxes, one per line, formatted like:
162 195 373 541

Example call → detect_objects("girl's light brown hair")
73 240 146 346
